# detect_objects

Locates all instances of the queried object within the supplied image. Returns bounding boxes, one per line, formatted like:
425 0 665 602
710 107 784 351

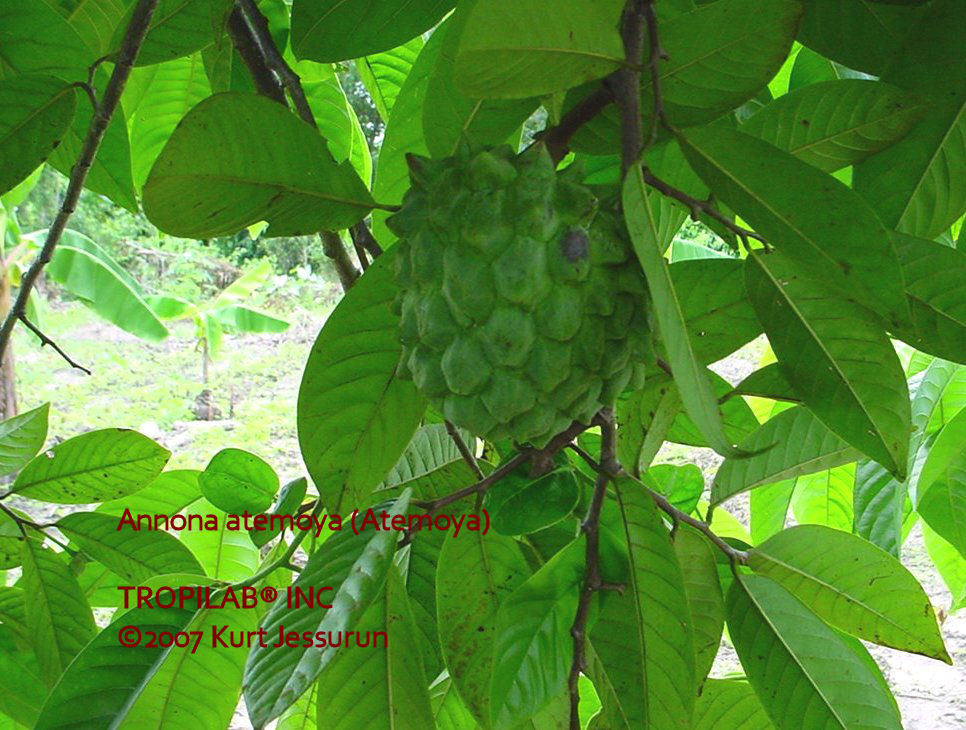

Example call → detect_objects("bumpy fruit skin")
388 144 651 447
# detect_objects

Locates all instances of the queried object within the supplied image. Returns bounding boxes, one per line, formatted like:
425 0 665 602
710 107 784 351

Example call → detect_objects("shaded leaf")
673 525 724 687
791 464 855 532
357 37 424 122
0 402 49 477
0 0 93 80
692 679 773 730
199 447 279 514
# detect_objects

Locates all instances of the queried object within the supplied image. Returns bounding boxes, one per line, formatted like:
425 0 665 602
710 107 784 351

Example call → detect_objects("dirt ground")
12 305 965 729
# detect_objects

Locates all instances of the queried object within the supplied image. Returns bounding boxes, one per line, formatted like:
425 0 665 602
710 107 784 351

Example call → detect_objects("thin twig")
568 408 618 729
649 489 747 564
445 421 484 480
542 85 615 166
616 0 647 177
18 315 91 375
351 235 370 271
641 0 670 146
231 502 323 589
412 451 529 514
0 0 161 362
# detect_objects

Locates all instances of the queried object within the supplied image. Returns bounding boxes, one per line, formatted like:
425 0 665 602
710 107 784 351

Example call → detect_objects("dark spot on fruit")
560 229 589 263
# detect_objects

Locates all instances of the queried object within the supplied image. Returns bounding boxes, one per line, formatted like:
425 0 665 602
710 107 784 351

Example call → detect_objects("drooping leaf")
199 447 279 514
728 573 902 729
244 492 411 728
665 368 760 449
297 251 426 512
250 477 308 548
0 402 49 477
12 428 170 503
854 458 905 557
21 538 96 686
692 679 773 730
46 245 170 341
57 511 204 582
143 92 376 238
0 75 76 197
624 165 742 458
313 569 435 730
669 257 761 365
922 523 966 613
750 525 949 661
741 79 927 173
617 376 681 477
712 406 859 505
292 0 453 63
302 73 373 187
453 0 624 99
127 53 212 189
680 124 908 323
590 477 695 729
490 538 585 728
436 527 530 726
746 251 910 476
357 37 424 122
673 525 724 687
916 407 966 558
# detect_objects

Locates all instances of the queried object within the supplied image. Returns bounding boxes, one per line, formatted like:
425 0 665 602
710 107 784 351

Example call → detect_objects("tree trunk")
0 273 18 420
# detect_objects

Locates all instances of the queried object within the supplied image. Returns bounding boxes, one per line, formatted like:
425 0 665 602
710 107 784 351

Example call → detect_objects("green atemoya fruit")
388 143 652 447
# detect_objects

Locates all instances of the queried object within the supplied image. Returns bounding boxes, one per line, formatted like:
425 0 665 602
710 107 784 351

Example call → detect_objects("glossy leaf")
98 469 202 517
0 402 49 477
313 569 434 729
624 165 742 458
454 0 624 99
244 492 411 727
728 573 902 729
292 0 452 63
648 463 704 516
199 447 279 514
436 527 530 726
750 525 949 661
0 75 76 197
297 252 426 512
746 251 910 475
57 511 204 582
12 428 170 503
357 37 424 122
21 538 96 686
680 125 908 323
741 79 927 172
713 406 859 505
143 92 375 238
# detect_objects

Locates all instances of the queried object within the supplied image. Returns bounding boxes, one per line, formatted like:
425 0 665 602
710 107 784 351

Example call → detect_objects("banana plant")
146 259 289 383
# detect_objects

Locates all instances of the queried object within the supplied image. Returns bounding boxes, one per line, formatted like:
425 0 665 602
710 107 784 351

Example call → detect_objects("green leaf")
250 477 307 548
679 124 908 323
297 251 426 512
853 458 904 556
712 406 860 505
48 67 138 212
313 569 434 730
113 0 222 66
855 103 966 239
741 79 927 173
57 511 204 582
673 526 724 687
916 407 966 558
199 447 279 514
624 165 742 458
751 525 950 661
647 463 704 516
213 304 289 334
665 369 760 449
731 364 798 404
127 54 212 189
746 251 911 476
244 492 411 727
292 0 452 63
923 523 966 613
179 500 258 581
357 37 424 122
591 478 694 728
378 423 481 500
692 679 773 730
617 377 681 477
0 402 49 477
0 626 47 727
62 0 129 55
750 479 795 545
728 573 902 729
404 527 446 678
0 587 29 649
0 0 93 80
0 75 76 197
791 464 855 532
796 0 926 76
302 74 373 187
46 246 170 342
643 0 802 127
436 527 530 726
34 606 194 729
454 0 624 99
422 4 536 158
491 538 584 728
98 469 202 517
112 607 254 729
489 468 579 536
669 258 761 365
21 538 96 686
143 92 375 238
12 428 170 503
890 233 966 362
